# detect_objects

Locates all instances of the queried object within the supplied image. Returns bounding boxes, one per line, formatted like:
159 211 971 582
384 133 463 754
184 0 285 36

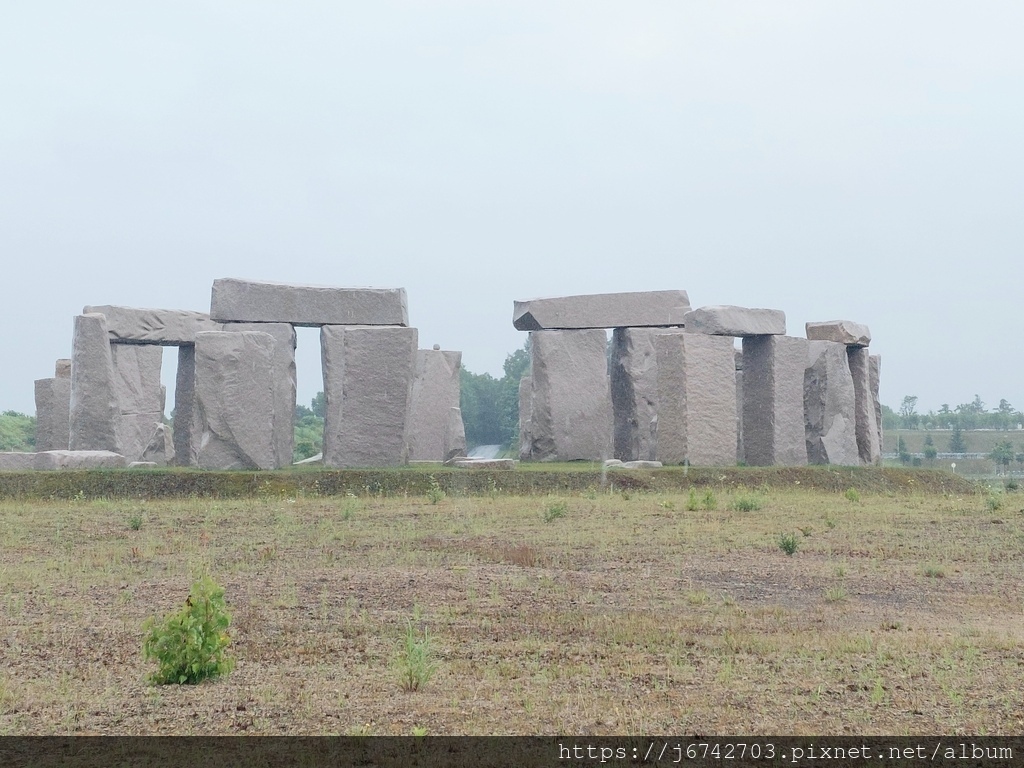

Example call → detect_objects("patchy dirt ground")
1 483 1023 735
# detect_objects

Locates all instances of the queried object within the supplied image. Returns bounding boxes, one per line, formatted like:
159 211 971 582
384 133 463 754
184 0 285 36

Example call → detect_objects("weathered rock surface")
141 423 176 466
513 291 690 331
848 346 881 465
610 328 681 462
211 278 408 327
523 330 612 461
321 325 418 468
805 320 871 347
111 344 164 462
34 377 71 451
446 407 467 463
172 345 199 467
655 333 737 466
215 322 297 468
83 305 221 345
55 359 72 379
69 314 121 453
0 452 37 470
407 349 464 462
735 348 744 463
194 331 278 470
34 450 129 470
741 335 808 466
683 306 786 336
804 341 859 465
870 354 883 456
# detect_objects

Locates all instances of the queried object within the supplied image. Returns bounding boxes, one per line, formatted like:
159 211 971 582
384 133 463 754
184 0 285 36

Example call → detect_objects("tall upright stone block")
173 345 199 467
848 346 881 465
216 322 297 468
734 348 744 463
69 314 121 453
525 330 612 461
34 358 72 451
194 331 277 470
611 328 680 461
518 375 533 461
321 325 418 468
407 349 464 462
804 341 859 465
110 344 164 462
654 333 737 466
869 354 882 456
741 335 808 466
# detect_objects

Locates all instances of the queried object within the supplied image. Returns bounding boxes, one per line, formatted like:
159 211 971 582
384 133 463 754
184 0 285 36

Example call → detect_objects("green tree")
310 391 326 420
459 341 530 450
0 411 36 452
948 423 967 454
922 434 937 463
293 396 324 461
897 436 911 465
898 395 919 429
990 441 1015 474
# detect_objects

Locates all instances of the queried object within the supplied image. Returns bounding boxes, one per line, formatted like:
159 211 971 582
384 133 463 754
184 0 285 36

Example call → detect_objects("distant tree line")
883 395 1023 431
0 411 35 452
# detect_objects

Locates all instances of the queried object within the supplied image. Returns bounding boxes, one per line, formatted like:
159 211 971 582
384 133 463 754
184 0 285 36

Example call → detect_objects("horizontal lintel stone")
805 320 871 347
83 305 220 345
210 278 408 327
512 290 690 330
683 305 786 337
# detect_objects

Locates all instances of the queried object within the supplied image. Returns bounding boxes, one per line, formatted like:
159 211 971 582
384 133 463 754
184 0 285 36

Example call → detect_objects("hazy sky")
2 2 1022 418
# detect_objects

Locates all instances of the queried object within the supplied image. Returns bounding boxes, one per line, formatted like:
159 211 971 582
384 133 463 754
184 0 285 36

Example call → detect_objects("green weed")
730 495 762 512
398 610 437 692
543 500 568 523
844 488 860 503
778 533 799 556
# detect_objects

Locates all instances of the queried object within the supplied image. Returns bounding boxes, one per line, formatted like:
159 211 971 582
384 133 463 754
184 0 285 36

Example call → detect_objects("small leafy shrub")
844 488 860 503
543 500 568 523
700 490 718 511
986 494 1003 512
127 514 143 531
398 612 437 692
142 575 234 685
730 495 762 512
778 532 799 556
426 477 445 505
685 488 700 511
824 585 848 603
922 564 945 578
1005 478 1019 492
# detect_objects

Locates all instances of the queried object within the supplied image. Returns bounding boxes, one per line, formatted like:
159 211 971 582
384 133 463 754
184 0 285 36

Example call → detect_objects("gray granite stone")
141 423 176 466
69 314 121 453
111 344 164 462
805 320 871 347
847 346 881 465
518 375 533 461
654 333 737 466
55 359 71 379
683 306 786 337
194 331 278 470
610 328 683 461
83 305 220 345
34 377 71 451
34 450 128 469
446 406 467 462
524 330 612 461
449 458 515 470
211 278 408 326
215 322 297 468
513 291 690 330
0 452 36 470
870 354 883 456
735 348 744 464
172 345 199 467
741 335 808 466
804 341 859 465
321 325 418 468
407 349 463 462
609 460 663 469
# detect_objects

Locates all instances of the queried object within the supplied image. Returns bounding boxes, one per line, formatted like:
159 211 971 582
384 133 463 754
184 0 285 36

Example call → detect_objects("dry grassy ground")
1 479 1022 736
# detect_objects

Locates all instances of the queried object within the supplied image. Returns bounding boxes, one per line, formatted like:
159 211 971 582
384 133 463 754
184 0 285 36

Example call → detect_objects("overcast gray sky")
2 2 1022 418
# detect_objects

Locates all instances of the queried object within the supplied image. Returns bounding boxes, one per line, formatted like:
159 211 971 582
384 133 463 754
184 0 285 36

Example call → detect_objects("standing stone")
173 345 199 467
804 341 859 465
513 291 690 330
321 325 418 468
69 314 121 453
407 349 464 462
654 333 737 466
610 328 681 461
683 306 786 337
870 355 883 456
518 375 533 460
141 423 176 466
34 375 71 452
741 335 808 466
194 331 277 470
216 322 297 468
55 359 72 379
211 278 408 326
446 406 467 461
110 344 164 462
735 348 744 463
848 346 881 465
526 330 612 461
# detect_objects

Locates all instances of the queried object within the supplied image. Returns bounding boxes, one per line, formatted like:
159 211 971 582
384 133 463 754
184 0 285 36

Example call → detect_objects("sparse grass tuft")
923 564 946 578
426 477 445 505
844 488 860 503
398 610 437 693
778 532 799 556
985 493 1002 512
127 514 143 531
824 585 848 603
543 500 568 523
730 495 762 512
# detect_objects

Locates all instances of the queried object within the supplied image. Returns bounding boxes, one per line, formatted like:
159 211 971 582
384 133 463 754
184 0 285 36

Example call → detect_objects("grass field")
1 471 1022 736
